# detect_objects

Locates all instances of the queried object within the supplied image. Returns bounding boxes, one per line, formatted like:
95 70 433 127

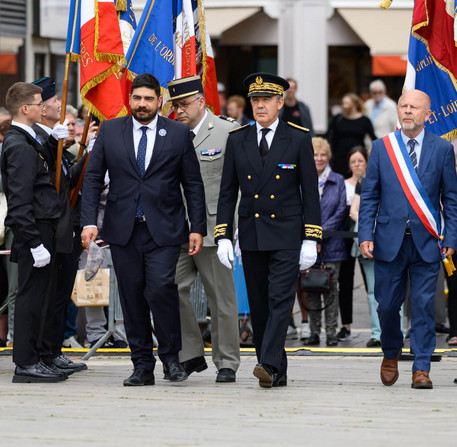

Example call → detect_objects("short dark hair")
131 73 161 99
6 82 42 117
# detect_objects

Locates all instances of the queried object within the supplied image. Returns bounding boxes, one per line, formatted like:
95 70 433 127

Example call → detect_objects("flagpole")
76 114 92 162
55 52 71 194
69 149 91 210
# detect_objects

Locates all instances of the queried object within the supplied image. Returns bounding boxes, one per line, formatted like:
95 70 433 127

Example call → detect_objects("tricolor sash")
382 131 455 275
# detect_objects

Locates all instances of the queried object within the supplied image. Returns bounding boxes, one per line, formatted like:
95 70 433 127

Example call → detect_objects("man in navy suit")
359 89 457 389
80 73 207 386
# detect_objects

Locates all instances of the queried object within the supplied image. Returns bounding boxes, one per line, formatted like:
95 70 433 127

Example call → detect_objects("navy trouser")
374 234 439 372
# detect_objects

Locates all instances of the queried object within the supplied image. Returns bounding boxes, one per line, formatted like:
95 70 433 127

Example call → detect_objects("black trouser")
39 229 83 359
241 248 300 374
13 220 56 366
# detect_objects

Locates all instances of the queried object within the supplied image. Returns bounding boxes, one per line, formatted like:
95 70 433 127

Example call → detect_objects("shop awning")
338 8 412 56
372 55 408 76
205 7 261 38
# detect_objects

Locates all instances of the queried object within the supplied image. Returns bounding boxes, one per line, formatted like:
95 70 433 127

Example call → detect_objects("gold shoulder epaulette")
287 122 309 132
229 123 250 133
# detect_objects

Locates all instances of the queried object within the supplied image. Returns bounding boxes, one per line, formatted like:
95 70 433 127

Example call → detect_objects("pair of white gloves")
217 231 317 271
29 123 97 270
51 121 96 152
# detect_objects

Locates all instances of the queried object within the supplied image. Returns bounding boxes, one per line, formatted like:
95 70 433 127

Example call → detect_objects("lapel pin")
159 129 167 137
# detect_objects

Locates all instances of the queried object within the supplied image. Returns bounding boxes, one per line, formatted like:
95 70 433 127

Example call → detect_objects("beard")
131 106 158 123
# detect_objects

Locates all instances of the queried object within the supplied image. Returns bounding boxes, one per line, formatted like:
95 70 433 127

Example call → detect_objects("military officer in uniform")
215 73 322 388
167 75 241 383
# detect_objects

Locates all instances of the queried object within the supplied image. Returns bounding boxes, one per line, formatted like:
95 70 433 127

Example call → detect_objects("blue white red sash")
382 131 455 275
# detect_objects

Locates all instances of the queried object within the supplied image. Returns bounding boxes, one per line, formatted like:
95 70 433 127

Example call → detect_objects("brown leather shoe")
380 353 400 386
411 370 433 389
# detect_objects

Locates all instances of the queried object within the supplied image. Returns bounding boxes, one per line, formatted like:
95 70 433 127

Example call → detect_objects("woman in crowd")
336 146 368 341
326 93 376 177
303 138 347 347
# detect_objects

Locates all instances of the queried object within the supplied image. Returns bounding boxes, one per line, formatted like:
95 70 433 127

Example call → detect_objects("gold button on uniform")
276 175 280 179
210 156 213 160
248 175 252 180
254 194 259 199
255 213 259 218
271 214 275 219
270 195 275 199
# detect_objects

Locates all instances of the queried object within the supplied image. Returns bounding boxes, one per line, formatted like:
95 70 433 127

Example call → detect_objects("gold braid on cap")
248 82 284 96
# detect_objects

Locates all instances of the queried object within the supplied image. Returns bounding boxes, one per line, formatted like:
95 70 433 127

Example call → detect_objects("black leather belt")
135 216 146 223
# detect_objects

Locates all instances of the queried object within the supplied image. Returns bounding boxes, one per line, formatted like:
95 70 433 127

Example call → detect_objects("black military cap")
167 75 204 101
243 72 289 97
32 77 56 101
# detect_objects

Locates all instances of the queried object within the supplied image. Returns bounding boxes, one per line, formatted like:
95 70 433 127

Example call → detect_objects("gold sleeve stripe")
214 224 228 229
305 225 323 239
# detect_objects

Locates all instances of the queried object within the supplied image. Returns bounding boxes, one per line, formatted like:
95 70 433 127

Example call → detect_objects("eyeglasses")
25 102 44 108
171 97 200 111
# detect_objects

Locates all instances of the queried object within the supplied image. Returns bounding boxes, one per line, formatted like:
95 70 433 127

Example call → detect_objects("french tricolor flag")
66 0 127 121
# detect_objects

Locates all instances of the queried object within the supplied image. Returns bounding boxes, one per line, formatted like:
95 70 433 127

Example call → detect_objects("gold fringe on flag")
115 0 127 12
378 0 392 9
443 256 456 276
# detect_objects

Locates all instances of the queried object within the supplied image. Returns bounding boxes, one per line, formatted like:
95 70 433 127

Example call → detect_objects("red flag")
79 0 127 120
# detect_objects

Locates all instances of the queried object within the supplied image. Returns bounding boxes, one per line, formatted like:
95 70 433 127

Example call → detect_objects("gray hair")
369 79 386 93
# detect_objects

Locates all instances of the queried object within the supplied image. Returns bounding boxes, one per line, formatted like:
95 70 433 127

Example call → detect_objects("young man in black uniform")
215 73 322 388
1 82 68 382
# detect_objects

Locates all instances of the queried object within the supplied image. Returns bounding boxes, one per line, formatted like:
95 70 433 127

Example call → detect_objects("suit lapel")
122 117 139 175
257 120 290 191
243 125 263 174
417 130 434 179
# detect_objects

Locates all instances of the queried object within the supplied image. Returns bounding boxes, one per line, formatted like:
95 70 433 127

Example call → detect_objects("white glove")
51 119 69 140
299 240 317 271
217 239 234 269
87 134 96 152
30 244 51 268
233 228 241 257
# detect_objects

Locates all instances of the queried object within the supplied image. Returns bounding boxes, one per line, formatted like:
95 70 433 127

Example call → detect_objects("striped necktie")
408 139 417 172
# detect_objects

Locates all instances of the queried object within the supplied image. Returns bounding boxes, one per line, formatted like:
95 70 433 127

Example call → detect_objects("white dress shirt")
132 115 157 171
256 118 279 149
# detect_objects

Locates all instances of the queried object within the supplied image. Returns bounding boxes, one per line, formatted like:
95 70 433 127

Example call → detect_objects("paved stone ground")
0 354 456 446
1 264 456 445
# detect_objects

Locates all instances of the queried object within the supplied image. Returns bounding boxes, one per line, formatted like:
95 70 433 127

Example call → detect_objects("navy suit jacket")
358 129 457 263
80 115 207 246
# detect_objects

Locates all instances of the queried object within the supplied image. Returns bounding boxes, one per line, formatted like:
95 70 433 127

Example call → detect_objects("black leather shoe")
216 368 236 383
163 360 188 382
51 354 87 372
366 338 382 348
123 368 155 386
13 361 68 383
253 363 275 388
164 356 207 380
435 323 450 334
44 362 72 376
272 373 287 387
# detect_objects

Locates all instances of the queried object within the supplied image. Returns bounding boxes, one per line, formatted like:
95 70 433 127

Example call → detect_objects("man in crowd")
279 77 315 137
364 79 397 139
31 77 88 375
359 89 457 389
81 73 207 386
1 82 68 382
215 72 321 388
226 94 251 126
167 75 240 383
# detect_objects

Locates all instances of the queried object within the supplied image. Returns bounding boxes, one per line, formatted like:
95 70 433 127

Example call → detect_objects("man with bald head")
359 89 457 389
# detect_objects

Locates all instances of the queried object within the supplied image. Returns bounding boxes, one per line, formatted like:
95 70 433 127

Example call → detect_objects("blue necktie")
136 126 148 219
408 139 418 173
